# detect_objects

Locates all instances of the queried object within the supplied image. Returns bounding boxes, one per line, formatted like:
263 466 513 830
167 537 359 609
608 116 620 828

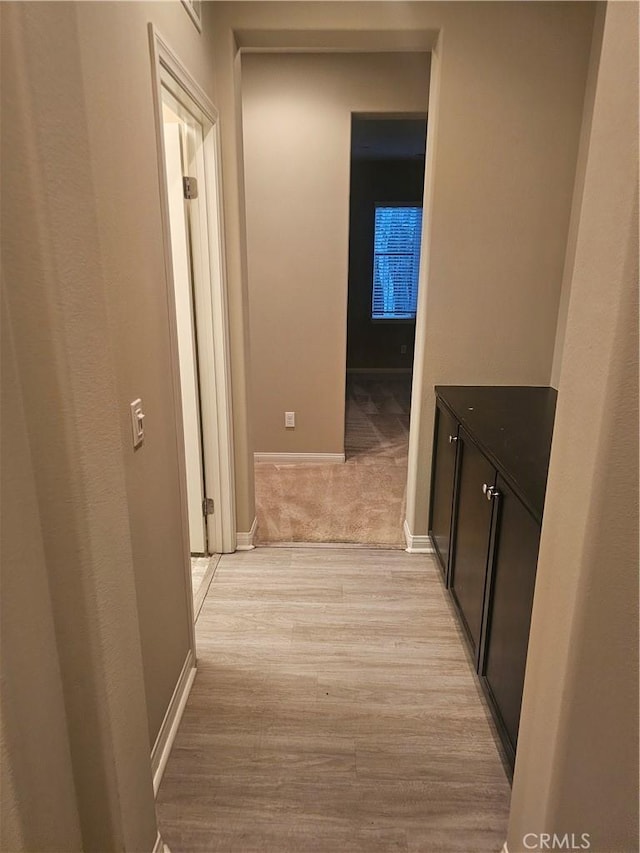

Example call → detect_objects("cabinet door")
481 475 541 759
449 430 496 661
428 403 459 582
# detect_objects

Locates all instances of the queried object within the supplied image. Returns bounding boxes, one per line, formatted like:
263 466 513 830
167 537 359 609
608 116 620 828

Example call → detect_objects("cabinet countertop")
434 386 557 524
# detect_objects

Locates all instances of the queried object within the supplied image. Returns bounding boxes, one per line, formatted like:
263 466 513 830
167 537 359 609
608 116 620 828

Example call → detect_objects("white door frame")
149 24 237 557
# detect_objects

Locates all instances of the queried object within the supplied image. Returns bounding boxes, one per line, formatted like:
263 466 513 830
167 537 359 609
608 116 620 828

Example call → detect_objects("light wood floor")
157 547 511 852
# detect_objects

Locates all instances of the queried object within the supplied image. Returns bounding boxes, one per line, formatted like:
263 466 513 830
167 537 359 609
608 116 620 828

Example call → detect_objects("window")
372 205 423 320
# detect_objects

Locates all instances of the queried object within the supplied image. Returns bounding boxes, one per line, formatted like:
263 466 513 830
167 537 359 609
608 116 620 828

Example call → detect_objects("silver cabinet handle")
482 483 489 494
484 485 501 501
448 434 458 444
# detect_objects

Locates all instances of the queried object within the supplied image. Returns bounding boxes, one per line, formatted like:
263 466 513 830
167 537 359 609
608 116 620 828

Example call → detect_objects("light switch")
130 398 145 448
285 411 295 428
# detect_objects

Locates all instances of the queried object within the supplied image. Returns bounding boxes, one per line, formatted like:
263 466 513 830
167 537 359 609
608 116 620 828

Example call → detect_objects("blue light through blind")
372 206 423 320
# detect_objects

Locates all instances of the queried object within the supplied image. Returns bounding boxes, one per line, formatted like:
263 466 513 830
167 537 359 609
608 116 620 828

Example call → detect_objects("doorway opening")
344 115 427 541
150 27 235 619
242 51 430 547
161 90 209 559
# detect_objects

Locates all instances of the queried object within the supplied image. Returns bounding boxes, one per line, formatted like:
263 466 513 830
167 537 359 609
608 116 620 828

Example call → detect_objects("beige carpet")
255 374 411 547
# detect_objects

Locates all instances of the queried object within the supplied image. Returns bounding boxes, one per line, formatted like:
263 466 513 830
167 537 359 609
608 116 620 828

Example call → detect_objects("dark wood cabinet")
428 403 459 582
449 431 496 662
428 386 556 777
480 475 541 762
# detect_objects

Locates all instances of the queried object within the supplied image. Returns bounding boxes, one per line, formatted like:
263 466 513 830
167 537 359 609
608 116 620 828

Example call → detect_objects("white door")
162 93 208 554
151 28 237 558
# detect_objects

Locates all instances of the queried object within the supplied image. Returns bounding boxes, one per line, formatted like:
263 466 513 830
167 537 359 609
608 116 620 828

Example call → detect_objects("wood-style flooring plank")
156 548 510 852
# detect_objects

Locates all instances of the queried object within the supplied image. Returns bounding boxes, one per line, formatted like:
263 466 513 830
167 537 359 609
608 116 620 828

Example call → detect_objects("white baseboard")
254 452 345 465
193 555 219 620
262 541 402 550
236 516 257 550
151 649 196 796
403 519 435 554
152 833 172 853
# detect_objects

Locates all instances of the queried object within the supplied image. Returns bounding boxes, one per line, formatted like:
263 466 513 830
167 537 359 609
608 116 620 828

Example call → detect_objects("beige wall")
1 4 160 847
74 0 219 746
2 1 219 847
406 2 595 535
508 3 639 851
210 2 595 532
1 289 82 852
549 8 604 389
242 52 430 454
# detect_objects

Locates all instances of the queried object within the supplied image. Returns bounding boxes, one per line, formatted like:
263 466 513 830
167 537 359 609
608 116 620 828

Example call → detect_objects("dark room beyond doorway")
346 115 427 374
344 115 427 505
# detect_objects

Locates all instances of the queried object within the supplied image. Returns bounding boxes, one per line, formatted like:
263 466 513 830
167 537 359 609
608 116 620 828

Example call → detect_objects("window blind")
372 206 423 320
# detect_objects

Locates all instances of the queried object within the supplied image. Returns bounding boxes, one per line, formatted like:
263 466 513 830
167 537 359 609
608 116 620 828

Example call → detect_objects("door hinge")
202 497 214 516
183 176 198 200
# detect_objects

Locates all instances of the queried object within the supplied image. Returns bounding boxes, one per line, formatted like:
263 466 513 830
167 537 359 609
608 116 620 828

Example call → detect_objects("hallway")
254 375 411 547
156 547 511 852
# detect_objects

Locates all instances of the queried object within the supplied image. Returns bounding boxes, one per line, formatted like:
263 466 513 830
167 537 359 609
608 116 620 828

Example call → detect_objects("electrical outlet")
285 411 295 428
400 344 407 355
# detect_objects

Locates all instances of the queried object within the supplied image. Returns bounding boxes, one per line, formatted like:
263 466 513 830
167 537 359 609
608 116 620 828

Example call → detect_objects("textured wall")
405 2 596 536
74 0 219 747
1 288 82 853
549 4 603 390
242 52 429 454
1 4 159 847
211 1 595 531
508 4 639 850
2 1 220 846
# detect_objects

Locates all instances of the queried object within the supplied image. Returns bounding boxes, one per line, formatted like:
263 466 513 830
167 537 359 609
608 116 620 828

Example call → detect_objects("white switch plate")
285 411 295 428
130 398 145 448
